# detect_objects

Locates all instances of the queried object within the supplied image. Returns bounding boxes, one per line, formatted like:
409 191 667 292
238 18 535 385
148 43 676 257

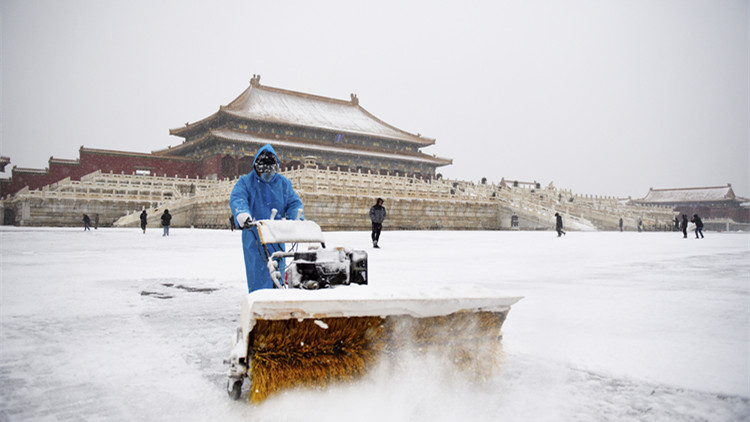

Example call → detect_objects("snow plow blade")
227 285 522 403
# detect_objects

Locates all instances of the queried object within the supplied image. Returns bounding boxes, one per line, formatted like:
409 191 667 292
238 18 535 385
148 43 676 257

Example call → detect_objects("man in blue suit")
230 144 304 293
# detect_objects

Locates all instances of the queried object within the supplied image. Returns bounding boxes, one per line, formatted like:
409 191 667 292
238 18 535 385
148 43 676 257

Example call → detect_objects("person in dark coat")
691 214 704 239
619 217 623 232
369 198 386 248
554 212 565 237
82 214 91 231
140 210 148 234
681 214 688 238
161 209 172 237
229 215 236 232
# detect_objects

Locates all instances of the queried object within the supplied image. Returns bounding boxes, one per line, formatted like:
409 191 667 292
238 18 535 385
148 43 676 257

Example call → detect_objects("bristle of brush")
248 311 509 403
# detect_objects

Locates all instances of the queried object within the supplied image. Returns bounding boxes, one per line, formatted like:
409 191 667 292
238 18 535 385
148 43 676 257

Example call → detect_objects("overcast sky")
2 0 748 198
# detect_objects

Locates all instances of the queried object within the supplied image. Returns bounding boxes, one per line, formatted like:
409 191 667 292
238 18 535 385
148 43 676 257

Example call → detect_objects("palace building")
634 184 750 224
0 76 688 232
0 76 451 198
163 74 451 179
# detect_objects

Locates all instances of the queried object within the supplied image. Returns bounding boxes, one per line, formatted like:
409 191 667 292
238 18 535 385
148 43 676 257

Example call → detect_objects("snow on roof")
219 83 433 145
12 167 48 175
638 185 738 203
211 129 451 165
83 147 200 162
48 158 79 165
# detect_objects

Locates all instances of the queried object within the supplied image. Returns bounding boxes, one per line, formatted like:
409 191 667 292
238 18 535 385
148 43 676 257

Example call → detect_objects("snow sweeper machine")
226 215 522 403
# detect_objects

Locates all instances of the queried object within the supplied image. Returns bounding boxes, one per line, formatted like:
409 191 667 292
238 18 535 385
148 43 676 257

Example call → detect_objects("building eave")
207 129 451 166
12 167 49 175
169 109 224 138
82 147 201 163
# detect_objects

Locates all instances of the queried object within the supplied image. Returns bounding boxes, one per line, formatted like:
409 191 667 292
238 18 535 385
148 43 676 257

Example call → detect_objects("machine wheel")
227 379 243 400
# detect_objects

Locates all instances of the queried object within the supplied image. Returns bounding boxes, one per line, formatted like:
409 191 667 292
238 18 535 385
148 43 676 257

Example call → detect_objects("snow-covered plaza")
1 227 748 421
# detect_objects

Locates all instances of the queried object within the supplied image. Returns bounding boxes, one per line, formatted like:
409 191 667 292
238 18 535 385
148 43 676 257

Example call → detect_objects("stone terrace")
2 166 676 231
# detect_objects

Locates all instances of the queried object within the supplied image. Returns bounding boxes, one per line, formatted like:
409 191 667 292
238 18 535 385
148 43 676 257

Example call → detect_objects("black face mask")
255 151 280 176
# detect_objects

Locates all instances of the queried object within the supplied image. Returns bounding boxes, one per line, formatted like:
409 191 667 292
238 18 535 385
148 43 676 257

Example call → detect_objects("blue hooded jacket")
229 144 304 292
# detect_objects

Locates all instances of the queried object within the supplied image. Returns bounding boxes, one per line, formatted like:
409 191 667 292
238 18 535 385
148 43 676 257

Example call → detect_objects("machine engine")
286 248 367 290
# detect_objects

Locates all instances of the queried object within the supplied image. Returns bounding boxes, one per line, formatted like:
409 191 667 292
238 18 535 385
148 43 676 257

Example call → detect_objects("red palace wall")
1 148 206 198
79 149 202 178
200 155 223 179
673 204 750 224
3 170 51 195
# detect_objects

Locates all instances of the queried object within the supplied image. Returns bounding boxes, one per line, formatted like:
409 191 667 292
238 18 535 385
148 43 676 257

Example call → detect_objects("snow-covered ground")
1 227 748 421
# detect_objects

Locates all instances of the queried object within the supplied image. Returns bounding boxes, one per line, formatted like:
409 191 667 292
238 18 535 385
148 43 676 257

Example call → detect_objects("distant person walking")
691 214 704 239
82 214 91 231
229 215 236 232
619 217 623 232
161 209 172 236
140 210 148 234
369 198 386 248
555 212 565 237
681 214 688 239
